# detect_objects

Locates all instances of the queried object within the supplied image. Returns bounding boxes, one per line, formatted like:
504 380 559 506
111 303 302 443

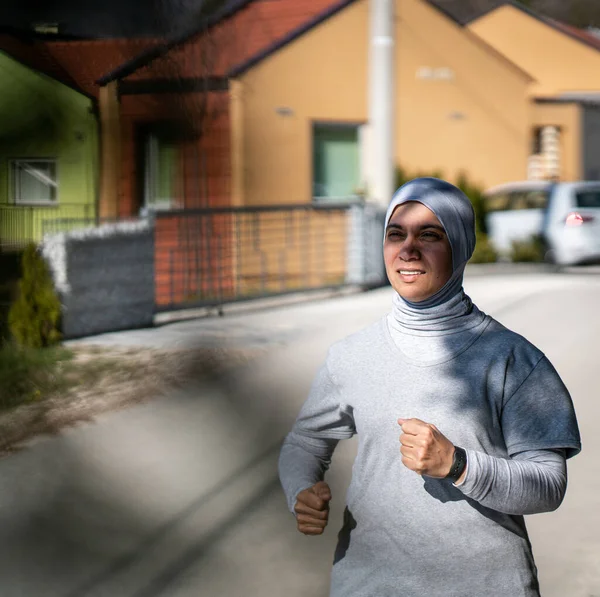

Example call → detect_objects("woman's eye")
387 231 404 240
422 232 441 241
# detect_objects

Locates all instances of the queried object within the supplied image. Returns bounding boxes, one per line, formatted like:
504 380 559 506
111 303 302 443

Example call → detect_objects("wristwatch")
445 446 467 483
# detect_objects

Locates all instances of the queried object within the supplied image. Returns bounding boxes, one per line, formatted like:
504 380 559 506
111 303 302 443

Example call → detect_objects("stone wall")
42 220 154 339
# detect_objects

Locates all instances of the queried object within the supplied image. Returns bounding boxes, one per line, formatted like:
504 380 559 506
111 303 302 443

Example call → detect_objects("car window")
485 193 511 212
485 188 549 212
509 191 549 210
510 192 529 210
524 191 549 209
576 190 600 209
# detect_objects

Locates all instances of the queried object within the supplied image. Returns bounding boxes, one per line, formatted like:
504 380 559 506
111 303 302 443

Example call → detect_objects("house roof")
98 0 351 86
229 0 532 81
470 1 600 55
535 93 600 106
228 0 359 77
97 0 255 85
43 38 160 97
0 0 534 99
98 0 474 85
0 25 159 99
427 0 480 26
0 28 91 97
547 19 600 52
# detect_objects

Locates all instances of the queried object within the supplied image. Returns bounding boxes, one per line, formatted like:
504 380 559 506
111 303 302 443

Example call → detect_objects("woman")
278 178 581 596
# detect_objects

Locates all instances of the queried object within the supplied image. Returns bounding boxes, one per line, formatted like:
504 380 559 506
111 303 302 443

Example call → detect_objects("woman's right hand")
294 481 332 535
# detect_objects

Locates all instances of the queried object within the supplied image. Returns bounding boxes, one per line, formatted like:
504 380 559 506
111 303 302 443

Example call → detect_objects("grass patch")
0 345 146 412
64 353 141 387
0 345 75 410
0 343 261 455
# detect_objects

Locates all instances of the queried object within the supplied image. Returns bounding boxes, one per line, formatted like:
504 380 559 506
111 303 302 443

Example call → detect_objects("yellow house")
229 0 534 205
469 2 600 181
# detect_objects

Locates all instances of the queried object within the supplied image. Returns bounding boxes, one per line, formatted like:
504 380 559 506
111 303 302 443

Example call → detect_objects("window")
485 193 511 213
485 190 549 212
524 190 549 209
509 191 550 210
313 124 360 201
531 127 543 155
576 190 600 209
11 159 58 204
144 133 178 209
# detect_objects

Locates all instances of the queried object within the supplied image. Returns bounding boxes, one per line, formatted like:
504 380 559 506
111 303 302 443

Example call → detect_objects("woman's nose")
399 236 420 261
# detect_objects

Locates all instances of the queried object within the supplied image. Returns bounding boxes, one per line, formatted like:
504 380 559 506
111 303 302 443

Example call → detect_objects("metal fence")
0 203 96 251
4 200 386 318
153 201 383 311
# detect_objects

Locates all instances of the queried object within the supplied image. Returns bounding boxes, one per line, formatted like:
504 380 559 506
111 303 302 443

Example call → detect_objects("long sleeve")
278 434 338 513
278 357 355 513
455 448 567 515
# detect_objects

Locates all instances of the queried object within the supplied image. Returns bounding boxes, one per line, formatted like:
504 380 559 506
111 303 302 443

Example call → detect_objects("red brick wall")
154 212 235 307
117 92 233 305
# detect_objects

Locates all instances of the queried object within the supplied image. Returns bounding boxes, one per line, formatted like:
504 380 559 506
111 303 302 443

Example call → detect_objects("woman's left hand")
398 418 455 478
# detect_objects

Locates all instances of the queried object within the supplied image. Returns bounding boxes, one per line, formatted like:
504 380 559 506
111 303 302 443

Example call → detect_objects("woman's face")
384 201 453 302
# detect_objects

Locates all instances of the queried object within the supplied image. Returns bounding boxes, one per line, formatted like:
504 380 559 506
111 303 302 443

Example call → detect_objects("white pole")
368 0 395 208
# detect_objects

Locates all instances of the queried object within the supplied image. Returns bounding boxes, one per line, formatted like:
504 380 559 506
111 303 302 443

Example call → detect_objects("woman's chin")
396 286 432 303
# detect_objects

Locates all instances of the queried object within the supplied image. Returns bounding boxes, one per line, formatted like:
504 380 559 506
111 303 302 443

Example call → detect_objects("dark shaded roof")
44 38 161 97
97 0 254 85
0 24 88 41
461 1 506 24
548 19 600 51
427 0 497 26
536 93 600 106
0 27 93 98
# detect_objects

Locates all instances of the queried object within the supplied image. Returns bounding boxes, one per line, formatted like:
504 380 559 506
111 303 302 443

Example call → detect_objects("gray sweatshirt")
278 315 580 597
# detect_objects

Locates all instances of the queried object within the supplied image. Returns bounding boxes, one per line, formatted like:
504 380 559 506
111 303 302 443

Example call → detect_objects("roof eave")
96 0 254 86
469 1 600 56
228 0 359 78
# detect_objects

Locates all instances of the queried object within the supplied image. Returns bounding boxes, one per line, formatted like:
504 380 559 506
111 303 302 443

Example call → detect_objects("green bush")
510 235 546 263
455 171 488 235
8 244 61 349
470 232 498 264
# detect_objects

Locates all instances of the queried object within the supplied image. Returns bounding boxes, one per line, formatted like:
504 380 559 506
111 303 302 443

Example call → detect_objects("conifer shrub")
8 244 61 349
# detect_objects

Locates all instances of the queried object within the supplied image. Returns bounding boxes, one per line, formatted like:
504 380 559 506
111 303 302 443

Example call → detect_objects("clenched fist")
294 481 332 535
398 418 461 480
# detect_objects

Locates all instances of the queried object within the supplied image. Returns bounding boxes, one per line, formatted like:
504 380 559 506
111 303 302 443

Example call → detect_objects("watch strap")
445 446 467 483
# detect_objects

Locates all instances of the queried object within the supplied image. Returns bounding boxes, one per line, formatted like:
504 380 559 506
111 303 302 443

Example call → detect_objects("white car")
483 181 600 265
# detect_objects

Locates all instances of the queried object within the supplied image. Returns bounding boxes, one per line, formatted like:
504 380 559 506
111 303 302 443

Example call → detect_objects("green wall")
0 50 98 247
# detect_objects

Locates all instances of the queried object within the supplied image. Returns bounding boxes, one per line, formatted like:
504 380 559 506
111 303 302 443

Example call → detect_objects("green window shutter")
313 125 359 200
145 134 178 208
157 143 176 203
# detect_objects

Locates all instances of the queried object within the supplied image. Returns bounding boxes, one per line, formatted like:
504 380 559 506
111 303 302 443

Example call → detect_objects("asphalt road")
1 269 599 596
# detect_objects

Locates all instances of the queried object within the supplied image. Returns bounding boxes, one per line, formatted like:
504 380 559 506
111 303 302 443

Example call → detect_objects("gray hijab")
385 177 485 334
